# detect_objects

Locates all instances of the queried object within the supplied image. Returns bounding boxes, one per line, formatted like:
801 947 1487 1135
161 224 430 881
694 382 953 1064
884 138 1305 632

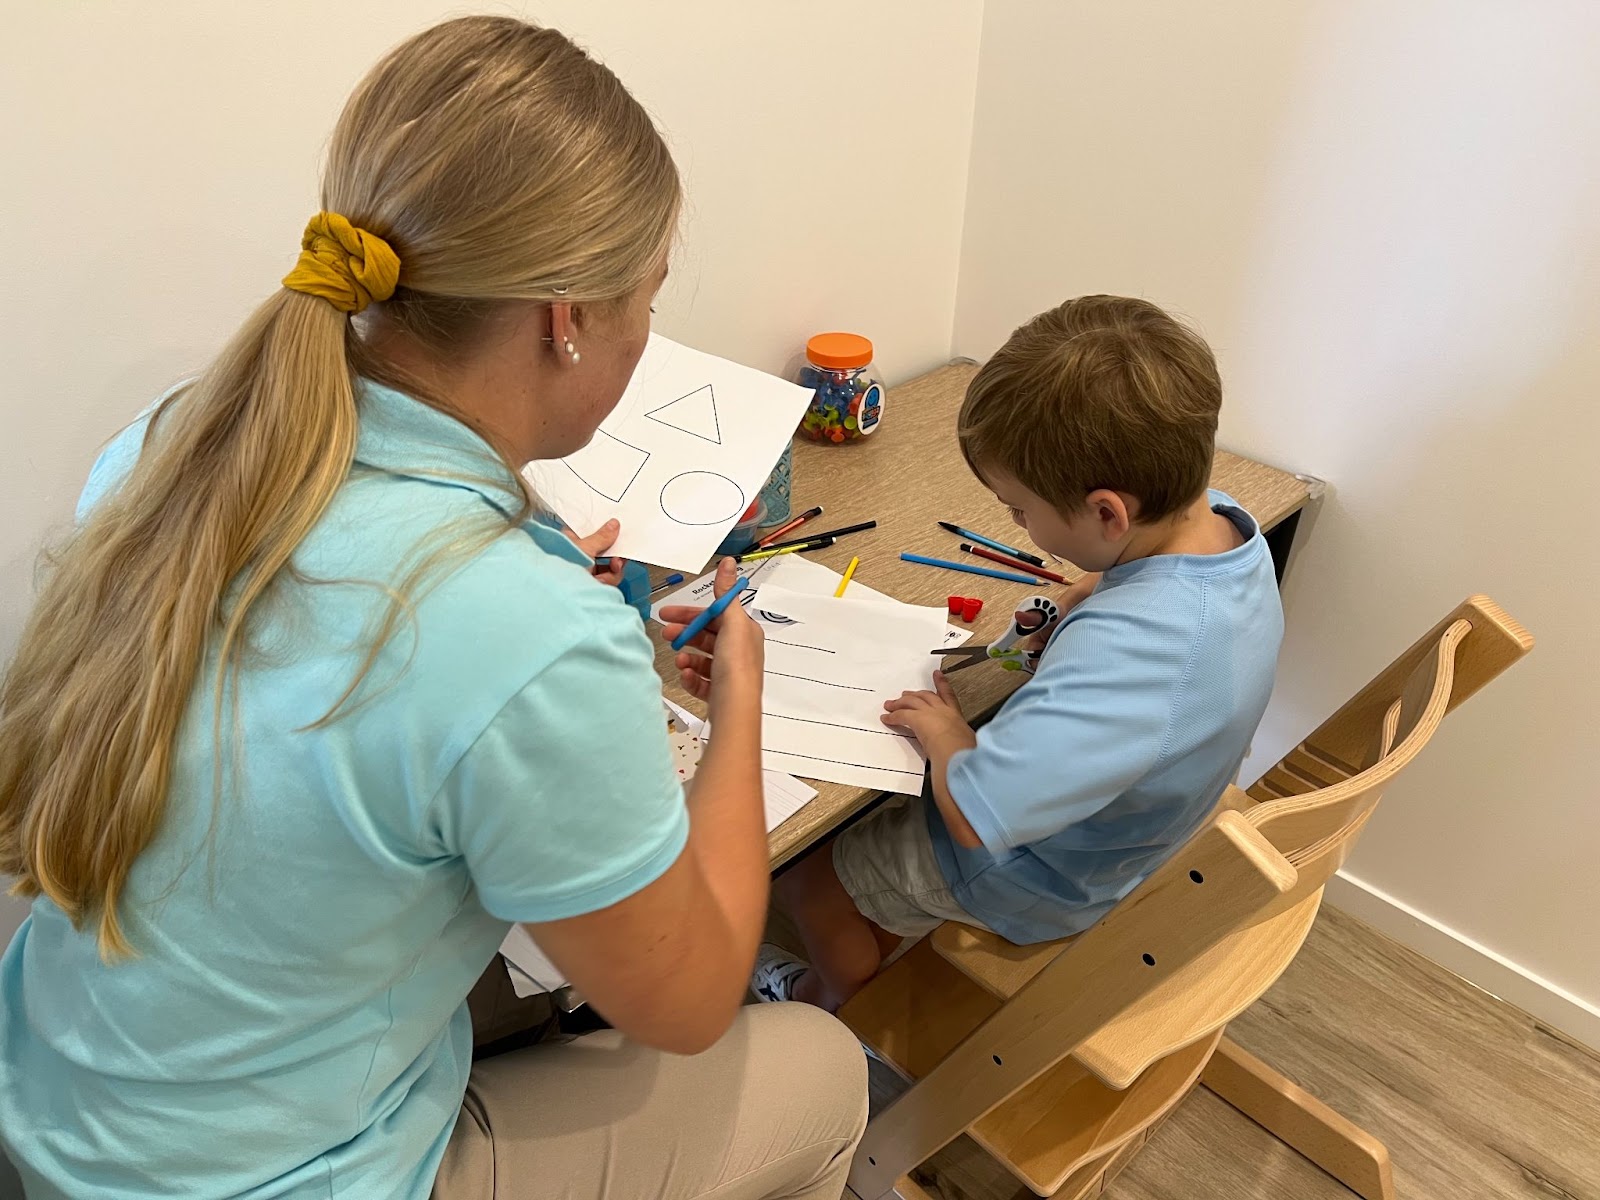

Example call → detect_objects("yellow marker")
835 556 860 597
739 542 812 562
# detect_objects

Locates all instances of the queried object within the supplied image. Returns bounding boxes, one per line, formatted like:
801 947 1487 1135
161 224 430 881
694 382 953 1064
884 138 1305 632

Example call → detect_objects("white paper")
745 583 949 794
505 959 545 1000
762 770 819 829
523 334 814 571
500 924 567 997
651 554 972 649
661 697 818 830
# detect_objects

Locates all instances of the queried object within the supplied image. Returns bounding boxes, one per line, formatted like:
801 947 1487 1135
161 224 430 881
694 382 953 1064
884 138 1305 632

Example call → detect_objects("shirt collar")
353 379 592 569
1101 489 1264 584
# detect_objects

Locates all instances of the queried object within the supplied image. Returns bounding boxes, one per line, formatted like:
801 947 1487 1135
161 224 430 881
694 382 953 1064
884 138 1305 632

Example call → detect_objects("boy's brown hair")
958 296 1221 522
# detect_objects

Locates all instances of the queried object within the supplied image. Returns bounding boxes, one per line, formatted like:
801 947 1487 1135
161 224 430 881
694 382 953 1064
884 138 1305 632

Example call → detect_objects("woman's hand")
881 671 976 762
658 557 764 711
565 519 626 587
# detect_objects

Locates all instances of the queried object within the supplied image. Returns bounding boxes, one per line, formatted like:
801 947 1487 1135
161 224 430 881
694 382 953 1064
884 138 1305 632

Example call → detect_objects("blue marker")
936 521 1046 568
900 552 1037 585
669 576 750 651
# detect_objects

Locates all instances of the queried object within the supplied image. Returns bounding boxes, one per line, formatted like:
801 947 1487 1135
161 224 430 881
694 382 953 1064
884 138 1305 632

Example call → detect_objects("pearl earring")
564 338 581 364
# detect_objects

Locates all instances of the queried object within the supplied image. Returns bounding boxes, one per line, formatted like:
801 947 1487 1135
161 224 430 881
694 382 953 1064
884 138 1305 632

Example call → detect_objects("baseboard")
1324 871 1600 1053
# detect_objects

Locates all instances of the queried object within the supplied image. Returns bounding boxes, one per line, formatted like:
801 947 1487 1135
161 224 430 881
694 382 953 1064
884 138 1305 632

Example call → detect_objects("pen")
759 520 877 553
648 572 686 595
755 505 824 550
669 576 750 651
737 536 836 561
959 543 1068 584
936 521 1046 567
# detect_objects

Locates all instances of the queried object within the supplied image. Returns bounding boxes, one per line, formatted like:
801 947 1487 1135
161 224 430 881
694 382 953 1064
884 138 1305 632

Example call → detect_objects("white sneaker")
751 943 809 1003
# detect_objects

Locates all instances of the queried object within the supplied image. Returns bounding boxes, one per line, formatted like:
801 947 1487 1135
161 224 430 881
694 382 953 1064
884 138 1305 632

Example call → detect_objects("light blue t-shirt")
933 491 1284 944
0 382 689 1199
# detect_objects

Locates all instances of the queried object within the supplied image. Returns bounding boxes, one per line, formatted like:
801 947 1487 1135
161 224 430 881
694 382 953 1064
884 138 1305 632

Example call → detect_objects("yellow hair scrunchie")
281 212 401 314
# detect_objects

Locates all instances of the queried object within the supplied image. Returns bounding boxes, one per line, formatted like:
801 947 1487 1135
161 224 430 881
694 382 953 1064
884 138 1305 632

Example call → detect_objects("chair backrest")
846 596 1532 1200
1246 595 1533 905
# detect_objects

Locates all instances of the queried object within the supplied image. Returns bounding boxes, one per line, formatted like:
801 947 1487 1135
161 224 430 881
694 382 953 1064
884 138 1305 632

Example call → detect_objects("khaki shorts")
831 796 990 938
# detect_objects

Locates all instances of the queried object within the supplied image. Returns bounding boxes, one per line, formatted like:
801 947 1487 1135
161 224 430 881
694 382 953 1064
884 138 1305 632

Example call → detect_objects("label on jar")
856 384 884 436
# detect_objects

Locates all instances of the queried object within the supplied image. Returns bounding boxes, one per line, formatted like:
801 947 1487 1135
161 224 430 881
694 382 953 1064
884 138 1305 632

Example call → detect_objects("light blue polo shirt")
0 382 688 1198
933 491 1283 943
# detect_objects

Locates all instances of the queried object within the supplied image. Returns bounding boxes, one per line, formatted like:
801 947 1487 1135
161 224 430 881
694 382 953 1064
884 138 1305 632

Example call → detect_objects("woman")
0 17 866 1200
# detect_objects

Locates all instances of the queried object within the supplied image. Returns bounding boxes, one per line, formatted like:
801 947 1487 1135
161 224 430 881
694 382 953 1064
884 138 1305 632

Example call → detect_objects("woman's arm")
526 559 767 1054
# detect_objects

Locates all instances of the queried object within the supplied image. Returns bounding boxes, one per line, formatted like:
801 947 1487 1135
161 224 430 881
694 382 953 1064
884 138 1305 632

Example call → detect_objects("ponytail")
0 13 680 957
0 288 359 956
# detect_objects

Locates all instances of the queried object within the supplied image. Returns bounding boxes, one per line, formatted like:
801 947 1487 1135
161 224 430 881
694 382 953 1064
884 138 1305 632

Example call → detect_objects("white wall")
0 0 982 943
955 0 1600 1041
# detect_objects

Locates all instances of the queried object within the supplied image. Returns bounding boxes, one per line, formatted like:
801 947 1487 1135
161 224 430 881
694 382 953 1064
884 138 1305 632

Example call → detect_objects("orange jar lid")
806 332 874 370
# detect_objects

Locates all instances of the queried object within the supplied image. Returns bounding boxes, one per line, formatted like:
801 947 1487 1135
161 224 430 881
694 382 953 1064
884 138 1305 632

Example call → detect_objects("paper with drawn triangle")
646 384 721 444
522 333 813 571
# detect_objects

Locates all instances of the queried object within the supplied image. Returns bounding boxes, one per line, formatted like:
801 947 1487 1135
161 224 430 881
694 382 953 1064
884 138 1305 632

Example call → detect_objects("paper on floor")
523 334 813 571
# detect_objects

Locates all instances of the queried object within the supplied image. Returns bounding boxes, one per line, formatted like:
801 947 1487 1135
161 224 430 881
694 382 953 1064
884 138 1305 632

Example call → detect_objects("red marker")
756 505 823 549
959 543 1068 585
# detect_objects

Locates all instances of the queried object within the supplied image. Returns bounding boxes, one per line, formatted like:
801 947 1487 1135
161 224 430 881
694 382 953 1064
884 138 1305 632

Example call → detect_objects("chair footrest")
842 938 1218 1197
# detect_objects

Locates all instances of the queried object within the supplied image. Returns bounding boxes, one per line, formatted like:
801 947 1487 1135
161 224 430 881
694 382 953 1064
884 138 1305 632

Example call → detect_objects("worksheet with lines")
748 583 951 793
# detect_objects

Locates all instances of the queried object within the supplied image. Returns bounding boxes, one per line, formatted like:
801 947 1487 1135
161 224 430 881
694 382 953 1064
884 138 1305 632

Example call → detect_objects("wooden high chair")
840 596 1532 1200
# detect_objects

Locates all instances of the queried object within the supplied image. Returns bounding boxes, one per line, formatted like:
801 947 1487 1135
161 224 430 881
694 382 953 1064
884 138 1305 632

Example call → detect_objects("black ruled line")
763 749 924 781
763 712 912 739
765 639 835 654
764 670 872 692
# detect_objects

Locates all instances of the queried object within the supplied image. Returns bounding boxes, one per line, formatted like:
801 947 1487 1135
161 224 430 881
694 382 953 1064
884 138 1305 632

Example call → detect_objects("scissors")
931 594 1061 674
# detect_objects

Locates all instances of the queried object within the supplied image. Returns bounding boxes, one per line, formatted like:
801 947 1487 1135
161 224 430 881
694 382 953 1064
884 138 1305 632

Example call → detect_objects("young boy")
756 295 1285 1012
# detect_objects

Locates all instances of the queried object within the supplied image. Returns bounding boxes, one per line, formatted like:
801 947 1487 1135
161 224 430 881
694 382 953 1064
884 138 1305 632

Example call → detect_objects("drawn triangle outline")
645 384 721 445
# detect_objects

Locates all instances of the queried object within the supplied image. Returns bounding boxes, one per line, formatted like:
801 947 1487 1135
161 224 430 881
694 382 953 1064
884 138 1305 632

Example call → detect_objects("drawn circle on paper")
756 611 797 625
659 471 746 525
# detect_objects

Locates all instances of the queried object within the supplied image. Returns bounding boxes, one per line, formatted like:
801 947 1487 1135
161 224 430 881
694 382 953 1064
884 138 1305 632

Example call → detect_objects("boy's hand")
881 671 976 761
566 519 626 587
659 558 764 712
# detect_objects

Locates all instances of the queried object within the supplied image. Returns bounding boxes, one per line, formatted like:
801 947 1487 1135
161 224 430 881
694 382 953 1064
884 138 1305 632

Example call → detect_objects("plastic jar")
758 440 794 524
617 559 653 621
714 500 765 557
796 332 885 444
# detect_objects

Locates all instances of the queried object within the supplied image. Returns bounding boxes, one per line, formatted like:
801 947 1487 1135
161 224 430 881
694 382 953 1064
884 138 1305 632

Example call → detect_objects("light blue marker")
899 552 1037 585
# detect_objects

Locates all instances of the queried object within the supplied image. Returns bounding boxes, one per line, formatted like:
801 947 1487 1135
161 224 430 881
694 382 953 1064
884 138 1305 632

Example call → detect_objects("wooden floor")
849 906 1600 1200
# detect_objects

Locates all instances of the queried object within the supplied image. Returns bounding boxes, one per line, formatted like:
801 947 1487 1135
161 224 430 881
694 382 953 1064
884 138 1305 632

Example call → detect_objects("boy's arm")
928 749 983 849
943 611 1172 854
881 672 984 848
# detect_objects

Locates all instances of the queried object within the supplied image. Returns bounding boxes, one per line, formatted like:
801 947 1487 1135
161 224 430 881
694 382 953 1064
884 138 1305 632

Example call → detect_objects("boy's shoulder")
1043 493 1281 674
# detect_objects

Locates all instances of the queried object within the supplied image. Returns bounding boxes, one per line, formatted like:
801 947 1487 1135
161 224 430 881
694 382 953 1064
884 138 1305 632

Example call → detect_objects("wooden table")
651 360 1311 870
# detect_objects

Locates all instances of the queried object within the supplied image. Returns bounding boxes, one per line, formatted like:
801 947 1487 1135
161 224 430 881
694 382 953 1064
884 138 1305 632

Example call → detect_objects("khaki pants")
432 960 868 1200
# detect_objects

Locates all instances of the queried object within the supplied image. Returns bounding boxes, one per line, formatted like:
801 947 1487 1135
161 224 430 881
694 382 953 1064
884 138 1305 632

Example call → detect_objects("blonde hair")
0 16 680 957
959 296 1221 521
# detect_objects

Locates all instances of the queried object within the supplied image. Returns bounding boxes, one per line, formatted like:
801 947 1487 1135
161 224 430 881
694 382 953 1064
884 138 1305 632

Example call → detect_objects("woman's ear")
548 301 581 366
